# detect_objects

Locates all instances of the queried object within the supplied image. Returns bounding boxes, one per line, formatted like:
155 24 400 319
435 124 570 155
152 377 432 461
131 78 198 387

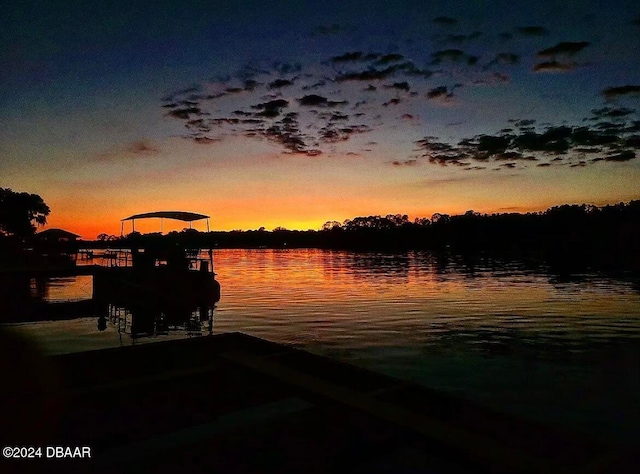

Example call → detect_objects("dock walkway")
2 332 636 473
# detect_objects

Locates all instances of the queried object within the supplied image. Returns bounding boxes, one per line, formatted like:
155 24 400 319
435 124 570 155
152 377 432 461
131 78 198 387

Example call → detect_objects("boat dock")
2 332 635 474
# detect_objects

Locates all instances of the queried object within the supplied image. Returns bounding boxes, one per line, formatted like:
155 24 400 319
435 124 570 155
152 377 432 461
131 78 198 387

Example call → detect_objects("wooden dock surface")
1 332 637 473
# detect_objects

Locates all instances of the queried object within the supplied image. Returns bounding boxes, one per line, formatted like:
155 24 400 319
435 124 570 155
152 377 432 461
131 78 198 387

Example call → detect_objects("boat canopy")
121 211 210 234
122 211 209 222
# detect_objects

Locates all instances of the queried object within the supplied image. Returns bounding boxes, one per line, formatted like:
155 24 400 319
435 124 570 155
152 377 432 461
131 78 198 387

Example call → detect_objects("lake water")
6 248 640 446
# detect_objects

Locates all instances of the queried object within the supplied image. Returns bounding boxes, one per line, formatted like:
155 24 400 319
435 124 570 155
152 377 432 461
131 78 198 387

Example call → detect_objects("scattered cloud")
427 86 454 100
268 78 295 89
331 51 366 63
537 41 590 58
251 99 289 117
605 150 636 161
391 159 418 166
485 52 519 68
385 81 411 91
533 60 577 73
602 85 640 100
415 120 640 169
297 95 348 107
161 41 633 161
193 136 222 145
166 106 206 119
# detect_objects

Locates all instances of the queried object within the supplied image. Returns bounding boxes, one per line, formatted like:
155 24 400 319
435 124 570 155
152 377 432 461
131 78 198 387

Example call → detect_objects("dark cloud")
208 118 240 125
602 85 640 100
319 124 370 144
590 107 635 118
160 47 529 157
432 16 457 26
244 80 260 91
426 85 461 103
385 81 410 91
251 99 289 117
625 135 640 147
512 119 536 127
537 41 590 57
166 106 205 119
297 94 348 107
486 52 519 68
260 113 312 154
605 150 636 161
375 54 405 64
533 61 576 73
426 86 452 100
331 51 365 63
515 26 550 36
185 118 210 133
499 32 513 41
334 61 431 82
330 112 349 121
391 159 417 166
415 121 640 168
193 137 221 145
335 68 394 82
268 78 295 89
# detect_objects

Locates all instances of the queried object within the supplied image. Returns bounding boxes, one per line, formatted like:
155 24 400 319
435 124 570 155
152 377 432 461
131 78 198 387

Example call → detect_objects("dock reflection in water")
4 248 640 446
1 246 220 346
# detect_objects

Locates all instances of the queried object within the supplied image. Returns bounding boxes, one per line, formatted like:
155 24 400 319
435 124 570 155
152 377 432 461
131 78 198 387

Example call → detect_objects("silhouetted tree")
0 188 50 238
322 221 342 231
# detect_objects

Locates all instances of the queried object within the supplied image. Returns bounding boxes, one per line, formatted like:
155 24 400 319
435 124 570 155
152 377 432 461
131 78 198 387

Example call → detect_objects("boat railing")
95 247 214 273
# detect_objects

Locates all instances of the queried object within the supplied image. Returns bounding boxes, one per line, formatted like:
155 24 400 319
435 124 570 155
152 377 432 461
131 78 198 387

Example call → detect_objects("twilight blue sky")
2 0 639 236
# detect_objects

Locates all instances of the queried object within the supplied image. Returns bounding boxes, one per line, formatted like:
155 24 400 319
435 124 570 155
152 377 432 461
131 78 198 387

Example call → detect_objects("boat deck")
2 332 636 473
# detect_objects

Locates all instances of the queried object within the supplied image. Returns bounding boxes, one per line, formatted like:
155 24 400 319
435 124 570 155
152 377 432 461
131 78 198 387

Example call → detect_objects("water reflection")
103 303 214 343
1 271 217 345
4 248 639 444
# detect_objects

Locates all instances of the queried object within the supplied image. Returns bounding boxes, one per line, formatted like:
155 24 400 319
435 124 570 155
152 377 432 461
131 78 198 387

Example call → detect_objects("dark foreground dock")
1 332 636 473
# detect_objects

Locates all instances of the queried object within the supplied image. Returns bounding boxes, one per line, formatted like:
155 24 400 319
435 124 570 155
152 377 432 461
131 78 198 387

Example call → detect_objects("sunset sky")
2 0 640 238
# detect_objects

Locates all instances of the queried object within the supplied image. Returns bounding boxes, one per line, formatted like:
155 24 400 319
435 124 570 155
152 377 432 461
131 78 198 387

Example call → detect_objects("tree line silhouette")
1 185 637 272
100 201 640 272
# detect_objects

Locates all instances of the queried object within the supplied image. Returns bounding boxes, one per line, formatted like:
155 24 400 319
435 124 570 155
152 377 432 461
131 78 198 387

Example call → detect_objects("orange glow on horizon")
43 196 639 241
